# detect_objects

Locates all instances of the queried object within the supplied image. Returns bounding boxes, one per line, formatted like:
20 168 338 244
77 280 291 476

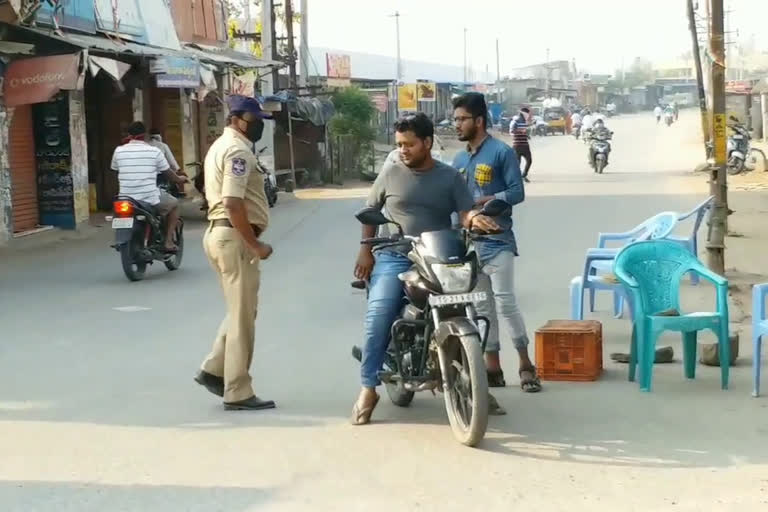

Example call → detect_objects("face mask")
245 119 264 142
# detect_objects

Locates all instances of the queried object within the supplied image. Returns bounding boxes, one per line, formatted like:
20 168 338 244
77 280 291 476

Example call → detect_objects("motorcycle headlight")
431 263 473 294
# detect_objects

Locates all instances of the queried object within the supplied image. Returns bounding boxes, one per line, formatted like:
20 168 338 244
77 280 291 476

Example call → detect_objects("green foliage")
329 88 375 144
328 88 376 178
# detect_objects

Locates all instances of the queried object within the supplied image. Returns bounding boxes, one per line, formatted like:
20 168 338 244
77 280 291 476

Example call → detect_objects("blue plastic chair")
613 240 731 392
753 283 768 397
668 196 714 285
588 211 678 318
570 249 629 321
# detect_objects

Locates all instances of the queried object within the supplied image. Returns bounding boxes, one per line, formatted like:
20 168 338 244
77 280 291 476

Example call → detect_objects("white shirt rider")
582 113 595 132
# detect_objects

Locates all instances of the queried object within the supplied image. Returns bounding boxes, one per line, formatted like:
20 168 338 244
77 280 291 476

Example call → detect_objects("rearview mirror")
355 207 392 226
480 199 511 218
729 115 740 123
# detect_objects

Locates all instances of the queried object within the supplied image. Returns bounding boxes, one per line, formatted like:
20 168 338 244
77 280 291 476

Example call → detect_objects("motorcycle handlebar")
361 237 395 245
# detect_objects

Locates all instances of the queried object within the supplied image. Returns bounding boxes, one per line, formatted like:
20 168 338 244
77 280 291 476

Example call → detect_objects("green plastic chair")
613 240 730 392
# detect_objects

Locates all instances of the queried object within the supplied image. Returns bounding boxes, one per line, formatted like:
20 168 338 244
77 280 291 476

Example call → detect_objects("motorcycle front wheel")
440 334 488 447
596 159 606 174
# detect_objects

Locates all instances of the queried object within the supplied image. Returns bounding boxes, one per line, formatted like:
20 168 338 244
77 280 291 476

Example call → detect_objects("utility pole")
260 0 275 159
299 0 309 87
463 28 467 84
545 47 551 96
393 11 402 81
495 38 501 104
707 0 727 274
284 0 298 90
687 0 711 158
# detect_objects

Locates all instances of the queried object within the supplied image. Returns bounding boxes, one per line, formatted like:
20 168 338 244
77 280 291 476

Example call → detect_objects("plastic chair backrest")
614 240 699 315
634 211 678 242
680 196 714 239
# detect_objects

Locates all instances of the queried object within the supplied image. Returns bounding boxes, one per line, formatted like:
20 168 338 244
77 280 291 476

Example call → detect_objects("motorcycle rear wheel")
120 229 147 282
440 334 488 447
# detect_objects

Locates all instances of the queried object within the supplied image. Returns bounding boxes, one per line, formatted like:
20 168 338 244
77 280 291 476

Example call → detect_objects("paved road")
2 111 767 511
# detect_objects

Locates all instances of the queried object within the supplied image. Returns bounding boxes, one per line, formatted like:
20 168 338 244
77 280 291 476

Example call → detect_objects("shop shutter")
9 105 39 233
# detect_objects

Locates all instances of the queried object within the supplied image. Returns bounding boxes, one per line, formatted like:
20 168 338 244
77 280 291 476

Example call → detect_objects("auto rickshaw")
543 106 567 135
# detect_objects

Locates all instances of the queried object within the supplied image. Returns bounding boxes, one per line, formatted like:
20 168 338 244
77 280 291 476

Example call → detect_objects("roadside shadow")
0 480 279 512
476 377 768 469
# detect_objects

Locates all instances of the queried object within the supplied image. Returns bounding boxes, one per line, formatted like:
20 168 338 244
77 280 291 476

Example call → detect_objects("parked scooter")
706 116 767 174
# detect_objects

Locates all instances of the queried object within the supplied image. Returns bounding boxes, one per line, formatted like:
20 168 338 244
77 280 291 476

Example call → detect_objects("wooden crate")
535 320 603 381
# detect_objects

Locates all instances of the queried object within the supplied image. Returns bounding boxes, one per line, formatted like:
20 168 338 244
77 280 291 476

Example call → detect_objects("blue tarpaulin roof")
262 90 335 126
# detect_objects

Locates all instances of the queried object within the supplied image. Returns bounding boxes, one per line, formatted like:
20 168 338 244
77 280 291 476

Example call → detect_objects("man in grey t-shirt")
350 113 500 425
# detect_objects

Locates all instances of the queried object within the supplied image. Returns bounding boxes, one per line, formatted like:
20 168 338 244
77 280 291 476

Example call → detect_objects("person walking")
510 107 533 183
194 95 276 411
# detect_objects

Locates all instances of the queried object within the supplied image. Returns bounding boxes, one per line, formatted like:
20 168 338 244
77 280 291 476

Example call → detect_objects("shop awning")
2 53 82 107
182 43 282 70
0 41 35 55
17 25 192 59
88 55 132 82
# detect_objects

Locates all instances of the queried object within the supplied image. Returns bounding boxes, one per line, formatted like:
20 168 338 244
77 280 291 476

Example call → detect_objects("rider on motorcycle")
351 112 500 426
587 118 613 167
111 122 187 252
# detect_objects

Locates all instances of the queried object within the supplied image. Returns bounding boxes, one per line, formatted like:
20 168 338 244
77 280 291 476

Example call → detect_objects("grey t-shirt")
367 151 474 245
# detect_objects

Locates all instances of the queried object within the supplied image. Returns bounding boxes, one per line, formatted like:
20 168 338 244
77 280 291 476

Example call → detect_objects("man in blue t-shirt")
452 93 542 394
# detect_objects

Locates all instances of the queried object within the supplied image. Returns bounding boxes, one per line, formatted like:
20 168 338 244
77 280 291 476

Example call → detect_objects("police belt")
210 219 262 237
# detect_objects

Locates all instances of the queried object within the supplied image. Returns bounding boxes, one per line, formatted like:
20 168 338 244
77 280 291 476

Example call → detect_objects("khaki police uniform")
201 126 270 403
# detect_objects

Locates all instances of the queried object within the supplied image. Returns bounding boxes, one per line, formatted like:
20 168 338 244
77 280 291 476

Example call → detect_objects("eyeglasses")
453 115 474 124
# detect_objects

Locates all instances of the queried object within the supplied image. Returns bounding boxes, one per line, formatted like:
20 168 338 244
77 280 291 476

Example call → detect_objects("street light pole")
394 11 402 81
707 0 728 274
496 38 501 104
463 28 467 84
687 0 711 158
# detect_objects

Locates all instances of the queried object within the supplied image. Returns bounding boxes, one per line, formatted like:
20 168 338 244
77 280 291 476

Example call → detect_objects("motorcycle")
664 111 674 127
107 182 184 282
350 199 511 447
572 123 582 140
587 129 613 174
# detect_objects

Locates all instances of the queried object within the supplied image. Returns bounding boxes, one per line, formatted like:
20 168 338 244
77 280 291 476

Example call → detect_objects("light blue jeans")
474 250 530 352
361 251 412 388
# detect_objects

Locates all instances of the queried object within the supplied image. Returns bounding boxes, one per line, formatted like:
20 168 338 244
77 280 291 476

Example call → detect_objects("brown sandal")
350 393 380 425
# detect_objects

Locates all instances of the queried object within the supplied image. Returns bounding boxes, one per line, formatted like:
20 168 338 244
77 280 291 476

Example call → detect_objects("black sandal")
487 369 506 388
519 368 542 393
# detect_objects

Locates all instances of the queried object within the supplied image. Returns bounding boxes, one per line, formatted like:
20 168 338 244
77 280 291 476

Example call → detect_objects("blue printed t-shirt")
452 136 525 263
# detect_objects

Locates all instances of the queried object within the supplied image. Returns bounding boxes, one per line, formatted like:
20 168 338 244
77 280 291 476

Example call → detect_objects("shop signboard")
155 57 200 88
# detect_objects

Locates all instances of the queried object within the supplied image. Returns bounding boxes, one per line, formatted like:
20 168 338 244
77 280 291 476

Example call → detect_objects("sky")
306 0 768 76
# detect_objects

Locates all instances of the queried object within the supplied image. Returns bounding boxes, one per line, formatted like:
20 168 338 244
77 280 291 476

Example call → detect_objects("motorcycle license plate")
429 291 487 307
112 217 134 229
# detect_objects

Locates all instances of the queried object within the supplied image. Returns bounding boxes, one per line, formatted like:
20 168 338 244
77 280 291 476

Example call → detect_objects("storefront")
2 53 88 232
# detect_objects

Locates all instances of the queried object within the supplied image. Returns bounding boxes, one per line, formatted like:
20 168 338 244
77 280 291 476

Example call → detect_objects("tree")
614 57 656 89
328 88 376 179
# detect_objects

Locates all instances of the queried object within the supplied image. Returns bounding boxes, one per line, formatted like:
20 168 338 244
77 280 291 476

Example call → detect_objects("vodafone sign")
2 54 81 107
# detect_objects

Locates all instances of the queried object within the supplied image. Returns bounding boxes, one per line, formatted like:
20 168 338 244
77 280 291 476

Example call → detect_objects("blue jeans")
361 251 412 388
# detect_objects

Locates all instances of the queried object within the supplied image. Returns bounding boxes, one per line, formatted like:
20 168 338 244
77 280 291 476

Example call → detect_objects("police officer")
194 95 276 411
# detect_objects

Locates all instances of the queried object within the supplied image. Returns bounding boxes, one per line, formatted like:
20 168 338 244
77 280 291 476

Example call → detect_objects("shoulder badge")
231 158 247 177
